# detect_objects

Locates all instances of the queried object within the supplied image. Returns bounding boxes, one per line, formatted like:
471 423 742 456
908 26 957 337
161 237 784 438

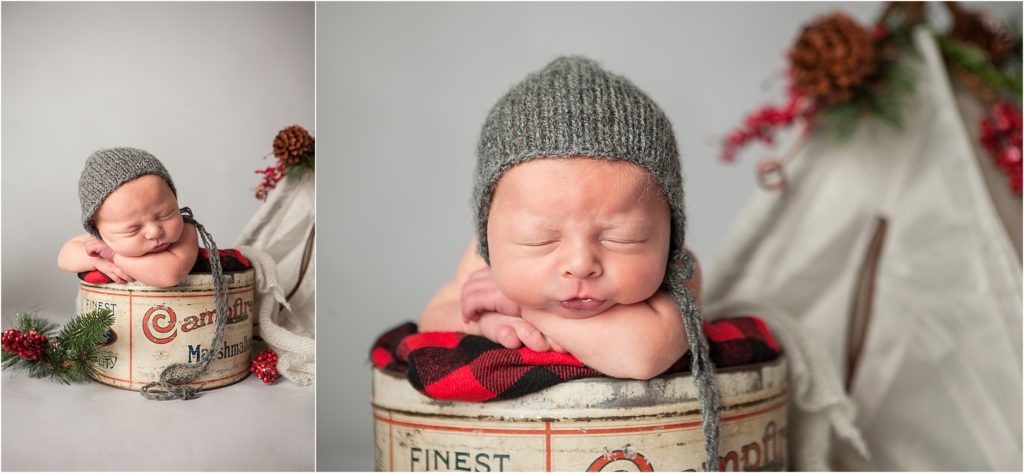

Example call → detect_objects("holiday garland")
255 124 316 201
722 3 1022 194
2 309 115 383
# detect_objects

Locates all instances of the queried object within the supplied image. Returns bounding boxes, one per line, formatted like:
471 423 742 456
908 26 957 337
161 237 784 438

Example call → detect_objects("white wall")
315 1 1021 470
1 2 315 320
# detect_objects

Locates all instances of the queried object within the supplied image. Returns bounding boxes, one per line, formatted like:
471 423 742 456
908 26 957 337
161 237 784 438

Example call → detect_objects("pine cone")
789 13 877 105
272 125 314 166
948 7 1013 64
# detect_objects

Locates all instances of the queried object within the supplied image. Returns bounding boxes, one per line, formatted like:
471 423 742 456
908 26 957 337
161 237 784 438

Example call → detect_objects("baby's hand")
460 267 521 323
84 238 115 261
475 313 550 352
94 259 134 284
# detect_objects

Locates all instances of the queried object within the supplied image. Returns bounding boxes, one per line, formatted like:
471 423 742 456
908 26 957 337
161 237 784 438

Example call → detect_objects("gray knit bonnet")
474 56 722 471
79 147 177 237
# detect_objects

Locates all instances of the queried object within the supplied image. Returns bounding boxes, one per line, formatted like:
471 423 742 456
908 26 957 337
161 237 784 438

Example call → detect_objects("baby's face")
94 174 184 257
487 158 671 319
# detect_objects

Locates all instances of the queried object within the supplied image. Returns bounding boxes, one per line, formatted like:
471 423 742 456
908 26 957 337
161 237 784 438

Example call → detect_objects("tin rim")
372 356 788 421
79 268 256 291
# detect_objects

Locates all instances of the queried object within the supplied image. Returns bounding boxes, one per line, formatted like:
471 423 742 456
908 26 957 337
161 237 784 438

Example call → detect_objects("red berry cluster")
254 164 287 202
250 348 279 384
979 101 1023 194
721 83 811 162
2 328 47 361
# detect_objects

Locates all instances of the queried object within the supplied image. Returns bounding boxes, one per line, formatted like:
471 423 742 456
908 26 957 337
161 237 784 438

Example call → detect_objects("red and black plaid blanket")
78 248 252 284
371 316 781 402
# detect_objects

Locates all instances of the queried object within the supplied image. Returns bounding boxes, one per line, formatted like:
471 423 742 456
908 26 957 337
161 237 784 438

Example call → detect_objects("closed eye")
519 240 558 247
602 238 647 246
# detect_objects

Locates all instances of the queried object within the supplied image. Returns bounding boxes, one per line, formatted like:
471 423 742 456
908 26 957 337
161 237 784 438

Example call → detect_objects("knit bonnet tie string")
668 249 722 471
140 207 228 401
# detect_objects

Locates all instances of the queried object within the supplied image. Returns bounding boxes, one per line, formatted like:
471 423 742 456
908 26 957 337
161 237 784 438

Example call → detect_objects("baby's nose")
144 224 164 239
560 243 602 279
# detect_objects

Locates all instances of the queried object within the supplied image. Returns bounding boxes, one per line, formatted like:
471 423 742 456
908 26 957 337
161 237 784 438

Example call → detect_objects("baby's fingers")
460 281 485 322
486 324 522 349
513 323 550 352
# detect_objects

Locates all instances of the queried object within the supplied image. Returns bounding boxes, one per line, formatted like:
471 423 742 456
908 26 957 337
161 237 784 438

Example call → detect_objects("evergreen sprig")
2 309 115 384
937 35 1023 101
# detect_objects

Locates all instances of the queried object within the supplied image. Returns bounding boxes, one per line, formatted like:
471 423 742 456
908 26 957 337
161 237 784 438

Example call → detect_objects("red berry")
873 25 888 41
2 329 22 353
250 349 280 384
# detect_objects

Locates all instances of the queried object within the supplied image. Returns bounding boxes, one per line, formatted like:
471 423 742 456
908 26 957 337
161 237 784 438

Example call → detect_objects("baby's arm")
111 223 199 287
420 239 550 351
58 234 134 283
521 292 687 380
58 234 102 273
520 258 703 380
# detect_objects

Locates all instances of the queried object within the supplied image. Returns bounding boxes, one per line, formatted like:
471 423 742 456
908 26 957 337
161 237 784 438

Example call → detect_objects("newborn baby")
58 148 198 288
420 57 705 380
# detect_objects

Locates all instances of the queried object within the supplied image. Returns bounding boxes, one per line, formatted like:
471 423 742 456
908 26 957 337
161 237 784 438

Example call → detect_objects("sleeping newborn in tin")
57 148 198 288
420 56 704 380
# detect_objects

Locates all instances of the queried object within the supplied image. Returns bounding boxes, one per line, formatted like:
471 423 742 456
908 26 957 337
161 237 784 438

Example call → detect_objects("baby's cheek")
490 264 541 307
168 217 185 241
616 261 666 303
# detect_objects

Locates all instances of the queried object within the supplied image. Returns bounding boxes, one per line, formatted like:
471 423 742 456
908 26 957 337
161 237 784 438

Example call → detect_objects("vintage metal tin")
79 269 255 391
372 357 788 472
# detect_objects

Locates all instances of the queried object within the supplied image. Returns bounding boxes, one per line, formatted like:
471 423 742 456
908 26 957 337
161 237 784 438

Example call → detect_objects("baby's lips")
558 297 605 310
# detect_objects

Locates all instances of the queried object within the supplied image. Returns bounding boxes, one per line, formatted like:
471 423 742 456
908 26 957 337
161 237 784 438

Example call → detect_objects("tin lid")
372 357 787 421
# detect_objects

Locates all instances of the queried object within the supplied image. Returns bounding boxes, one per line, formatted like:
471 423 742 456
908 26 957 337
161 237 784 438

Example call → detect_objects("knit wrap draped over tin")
473 56 722 470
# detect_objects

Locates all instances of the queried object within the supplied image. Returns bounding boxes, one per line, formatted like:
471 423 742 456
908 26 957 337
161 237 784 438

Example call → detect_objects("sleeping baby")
419 56 707 381
58 148 198 288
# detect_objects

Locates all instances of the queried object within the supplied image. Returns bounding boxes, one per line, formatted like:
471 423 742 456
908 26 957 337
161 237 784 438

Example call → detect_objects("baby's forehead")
497 157 658 193
98 174 177 217
491 157 668 219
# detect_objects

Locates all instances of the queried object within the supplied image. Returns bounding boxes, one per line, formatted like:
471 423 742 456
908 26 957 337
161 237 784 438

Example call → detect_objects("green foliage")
286 160 315 181
13 311 59 337
867 58 917 130
937 35 1023 101
2 309 115 384
818 102 862 141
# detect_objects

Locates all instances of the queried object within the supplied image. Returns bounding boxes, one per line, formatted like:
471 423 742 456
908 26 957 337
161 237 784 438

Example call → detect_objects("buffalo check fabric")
370 316 782 402
79 248 252 284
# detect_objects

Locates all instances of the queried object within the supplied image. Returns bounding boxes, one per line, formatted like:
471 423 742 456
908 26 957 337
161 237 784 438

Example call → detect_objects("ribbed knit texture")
473 56 722 470
79 147 177 237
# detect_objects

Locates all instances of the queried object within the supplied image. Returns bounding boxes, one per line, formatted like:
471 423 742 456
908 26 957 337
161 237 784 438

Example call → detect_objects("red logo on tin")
587 448 653 472
143 306 178 344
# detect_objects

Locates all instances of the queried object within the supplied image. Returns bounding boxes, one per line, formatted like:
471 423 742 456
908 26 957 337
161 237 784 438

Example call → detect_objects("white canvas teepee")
236 171 315 385
704 28 1022 470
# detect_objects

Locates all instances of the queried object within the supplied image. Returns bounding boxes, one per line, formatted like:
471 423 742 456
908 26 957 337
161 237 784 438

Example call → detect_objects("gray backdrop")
1 2 315 471
316 1 1020 470
2 1 314 321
